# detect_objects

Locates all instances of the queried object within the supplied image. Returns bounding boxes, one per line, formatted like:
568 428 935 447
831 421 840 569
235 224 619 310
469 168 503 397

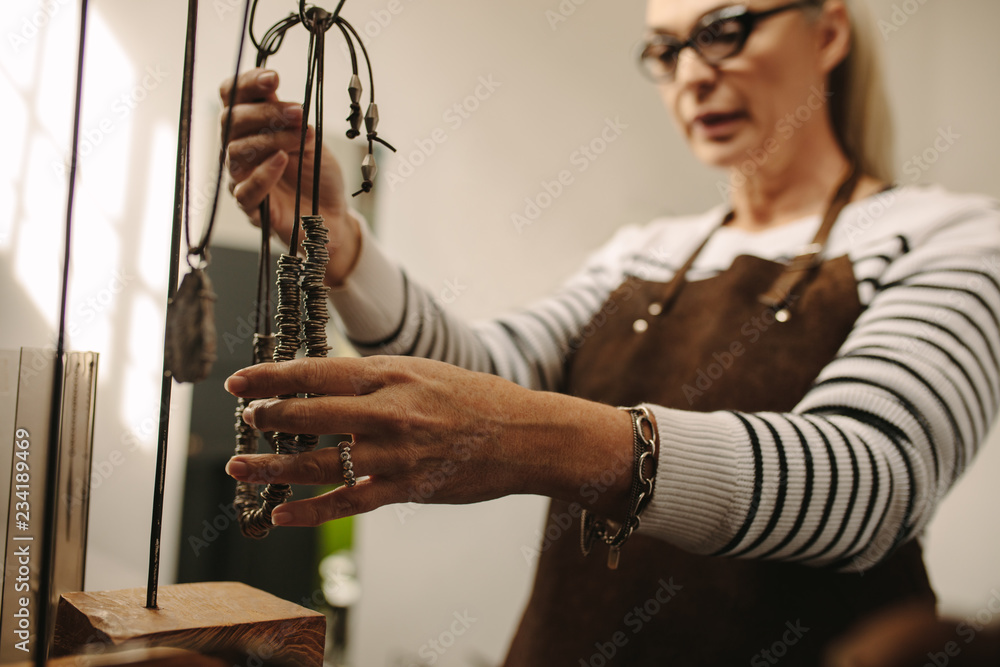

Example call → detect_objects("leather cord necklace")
234 0 395 538
163 0 255 383
632 162 861 334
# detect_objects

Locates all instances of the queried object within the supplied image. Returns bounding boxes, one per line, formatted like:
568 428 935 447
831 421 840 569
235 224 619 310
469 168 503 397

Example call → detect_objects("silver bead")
361 153 377 181
364 103 379 133
633 319 649 333
647 303 663 316
775 308 791 323
347 74 362 103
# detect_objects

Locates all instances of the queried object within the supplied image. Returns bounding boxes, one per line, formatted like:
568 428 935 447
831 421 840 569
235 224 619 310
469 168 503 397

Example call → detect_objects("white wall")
0 1 195 594
2 1 999 666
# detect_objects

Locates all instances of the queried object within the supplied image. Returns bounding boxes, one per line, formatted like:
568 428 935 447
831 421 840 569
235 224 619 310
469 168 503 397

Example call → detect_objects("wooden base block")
10 647 228 666
53 582 325 667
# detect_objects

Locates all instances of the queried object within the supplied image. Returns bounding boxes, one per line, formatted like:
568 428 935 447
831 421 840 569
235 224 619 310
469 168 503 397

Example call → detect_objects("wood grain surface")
53 582 325 667
10 646 228 666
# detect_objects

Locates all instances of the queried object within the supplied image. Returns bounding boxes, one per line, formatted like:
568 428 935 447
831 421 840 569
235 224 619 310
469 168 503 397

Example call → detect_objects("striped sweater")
331 185 1000 572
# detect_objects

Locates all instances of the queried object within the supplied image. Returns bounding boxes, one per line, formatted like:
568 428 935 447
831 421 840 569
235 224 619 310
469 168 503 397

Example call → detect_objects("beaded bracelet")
580 405 658 569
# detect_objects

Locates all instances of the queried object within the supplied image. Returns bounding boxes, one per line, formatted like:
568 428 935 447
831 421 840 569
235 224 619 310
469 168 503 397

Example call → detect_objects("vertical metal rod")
147 0 199 610
37 0 89 663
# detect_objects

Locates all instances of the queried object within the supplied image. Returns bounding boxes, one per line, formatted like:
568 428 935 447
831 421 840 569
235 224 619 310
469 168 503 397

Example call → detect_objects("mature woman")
221 0 1000 664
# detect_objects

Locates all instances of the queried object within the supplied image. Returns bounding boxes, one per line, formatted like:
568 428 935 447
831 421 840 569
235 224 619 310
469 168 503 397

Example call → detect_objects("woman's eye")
659 47 680 64
707 19 743 43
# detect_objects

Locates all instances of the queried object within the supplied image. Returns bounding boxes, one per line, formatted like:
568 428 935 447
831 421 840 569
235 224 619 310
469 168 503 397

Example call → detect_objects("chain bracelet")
580 405 658 569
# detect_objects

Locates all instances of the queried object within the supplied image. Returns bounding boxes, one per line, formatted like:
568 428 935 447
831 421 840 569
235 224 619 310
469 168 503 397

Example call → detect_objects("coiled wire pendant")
237 252 302 537
236 217 331 538
233 333 275 539
294 215 331 455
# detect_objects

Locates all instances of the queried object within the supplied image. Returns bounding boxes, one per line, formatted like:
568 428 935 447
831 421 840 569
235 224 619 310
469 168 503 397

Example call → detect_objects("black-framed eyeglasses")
639 2 813 82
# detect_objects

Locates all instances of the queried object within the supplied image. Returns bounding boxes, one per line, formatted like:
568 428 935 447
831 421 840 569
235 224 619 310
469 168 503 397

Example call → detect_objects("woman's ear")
816 0 852 75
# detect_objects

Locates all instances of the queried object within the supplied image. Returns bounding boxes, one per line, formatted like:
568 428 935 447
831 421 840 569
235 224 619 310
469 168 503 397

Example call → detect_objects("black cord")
338 16 396 196
290 26 318 254
340 19 375 103
313 25 325 216
249 3 302 341
186 0 254 264
253 2 395 200
147 0 199 612
252 0 300 66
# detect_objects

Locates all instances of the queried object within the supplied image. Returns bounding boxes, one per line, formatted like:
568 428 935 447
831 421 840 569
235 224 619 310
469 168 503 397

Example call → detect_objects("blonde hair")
822 0 896 182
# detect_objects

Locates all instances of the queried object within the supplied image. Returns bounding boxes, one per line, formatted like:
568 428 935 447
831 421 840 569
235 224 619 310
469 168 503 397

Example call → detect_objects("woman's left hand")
223 356 632 526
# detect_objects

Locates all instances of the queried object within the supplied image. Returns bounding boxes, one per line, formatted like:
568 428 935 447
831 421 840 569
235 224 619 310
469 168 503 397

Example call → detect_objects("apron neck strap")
652 162 861 318
758 162 861 315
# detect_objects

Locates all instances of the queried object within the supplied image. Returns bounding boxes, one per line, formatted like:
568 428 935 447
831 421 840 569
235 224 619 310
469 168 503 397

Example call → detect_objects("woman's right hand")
220 67 361 285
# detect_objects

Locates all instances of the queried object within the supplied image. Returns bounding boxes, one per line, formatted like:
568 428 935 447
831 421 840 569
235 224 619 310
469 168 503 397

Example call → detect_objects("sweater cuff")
327 216 407 345
637 405 750 555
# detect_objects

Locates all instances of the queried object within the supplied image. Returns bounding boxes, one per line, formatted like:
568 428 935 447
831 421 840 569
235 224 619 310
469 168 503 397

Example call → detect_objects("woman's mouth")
692 111 748 140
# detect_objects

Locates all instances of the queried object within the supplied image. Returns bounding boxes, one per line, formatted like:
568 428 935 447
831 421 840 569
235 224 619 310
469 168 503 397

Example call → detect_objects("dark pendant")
165 268 217 383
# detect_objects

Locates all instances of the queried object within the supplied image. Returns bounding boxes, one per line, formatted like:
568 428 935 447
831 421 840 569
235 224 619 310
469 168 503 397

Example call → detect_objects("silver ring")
338 440 357 488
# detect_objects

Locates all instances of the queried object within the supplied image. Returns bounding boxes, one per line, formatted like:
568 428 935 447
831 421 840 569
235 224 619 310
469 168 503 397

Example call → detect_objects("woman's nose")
673 47 719 92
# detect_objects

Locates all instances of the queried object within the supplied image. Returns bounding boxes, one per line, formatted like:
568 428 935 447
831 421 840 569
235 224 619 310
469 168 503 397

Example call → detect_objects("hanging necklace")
163 0 257 383
234 0 396 538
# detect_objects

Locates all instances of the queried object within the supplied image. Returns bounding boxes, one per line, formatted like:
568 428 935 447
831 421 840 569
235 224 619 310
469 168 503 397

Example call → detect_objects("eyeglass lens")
642 14 748 80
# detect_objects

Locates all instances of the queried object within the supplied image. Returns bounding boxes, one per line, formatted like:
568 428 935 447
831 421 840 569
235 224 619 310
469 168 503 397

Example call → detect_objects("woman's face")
644 0 847 171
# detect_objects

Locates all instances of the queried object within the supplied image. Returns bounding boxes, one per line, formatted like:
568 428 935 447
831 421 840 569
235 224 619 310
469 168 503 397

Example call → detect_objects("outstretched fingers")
268 478 407 526
226 356 399 399
226 438 394 485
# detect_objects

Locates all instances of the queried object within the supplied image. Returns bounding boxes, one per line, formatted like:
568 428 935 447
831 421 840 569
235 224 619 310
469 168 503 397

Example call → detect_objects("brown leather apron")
503 198 936 666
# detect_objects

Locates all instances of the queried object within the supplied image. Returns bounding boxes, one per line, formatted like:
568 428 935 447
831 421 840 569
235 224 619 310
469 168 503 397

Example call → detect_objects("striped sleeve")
334 223 639 391
638 202 1000 571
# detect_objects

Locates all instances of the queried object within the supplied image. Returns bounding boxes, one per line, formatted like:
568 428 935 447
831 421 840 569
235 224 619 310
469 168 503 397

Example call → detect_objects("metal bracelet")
579 405 658 569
